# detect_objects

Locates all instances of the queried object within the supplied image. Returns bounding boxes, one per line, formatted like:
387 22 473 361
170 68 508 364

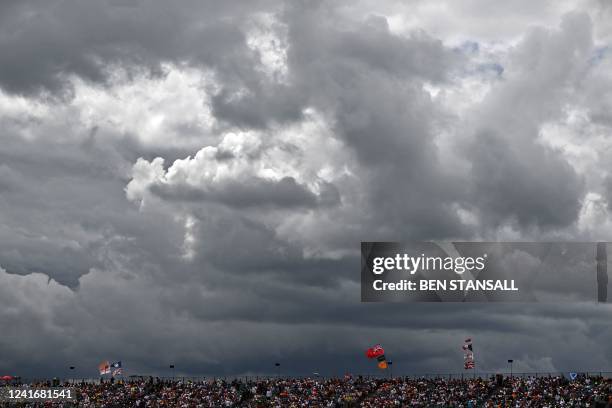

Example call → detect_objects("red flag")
98 361 110 375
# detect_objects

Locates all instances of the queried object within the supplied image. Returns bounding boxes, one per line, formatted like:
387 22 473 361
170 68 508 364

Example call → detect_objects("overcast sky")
1 0 612 379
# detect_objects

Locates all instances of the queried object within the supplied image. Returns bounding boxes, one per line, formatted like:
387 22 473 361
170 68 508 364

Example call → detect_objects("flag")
110 361 122 369
366 343 388 369
372 344 384 355
366 344 385 359
463 338 475 370
376 354 388 369
112 368 123 377
98 361 110 375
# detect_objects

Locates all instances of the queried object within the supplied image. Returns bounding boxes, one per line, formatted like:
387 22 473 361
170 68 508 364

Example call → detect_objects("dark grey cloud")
0 0 272 97
461 12 592 231
211 84 306 129
0 0 611 380
468 129 584 228
150 176 325 209
277 1 471 240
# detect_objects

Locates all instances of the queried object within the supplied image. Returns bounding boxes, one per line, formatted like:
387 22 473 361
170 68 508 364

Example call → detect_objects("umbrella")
0 375 13 381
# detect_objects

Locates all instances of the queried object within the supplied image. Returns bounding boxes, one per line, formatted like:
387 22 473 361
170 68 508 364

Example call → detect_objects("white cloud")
72 65 218 150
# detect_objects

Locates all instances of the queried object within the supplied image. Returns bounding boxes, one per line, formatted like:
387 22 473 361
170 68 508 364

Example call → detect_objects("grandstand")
1 373 611 407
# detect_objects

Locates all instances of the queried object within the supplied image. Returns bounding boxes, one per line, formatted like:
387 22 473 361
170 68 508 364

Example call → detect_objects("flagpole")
68 366 75 385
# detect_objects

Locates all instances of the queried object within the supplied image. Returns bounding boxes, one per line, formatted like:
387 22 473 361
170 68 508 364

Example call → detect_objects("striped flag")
110 361 122 376
463 338 475 370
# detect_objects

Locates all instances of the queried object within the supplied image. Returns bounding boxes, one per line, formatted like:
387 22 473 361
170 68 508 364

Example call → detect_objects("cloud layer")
1 0 612 378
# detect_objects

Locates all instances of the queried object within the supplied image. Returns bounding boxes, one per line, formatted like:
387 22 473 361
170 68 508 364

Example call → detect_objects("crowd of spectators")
1 374 611 407
359 375 611 407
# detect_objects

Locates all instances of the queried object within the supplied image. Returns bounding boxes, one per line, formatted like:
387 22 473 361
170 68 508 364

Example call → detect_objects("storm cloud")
1 0 612 379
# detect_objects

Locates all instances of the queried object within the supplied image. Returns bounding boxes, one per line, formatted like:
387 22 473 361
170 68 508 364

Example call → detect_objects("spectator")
0 374 610 407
